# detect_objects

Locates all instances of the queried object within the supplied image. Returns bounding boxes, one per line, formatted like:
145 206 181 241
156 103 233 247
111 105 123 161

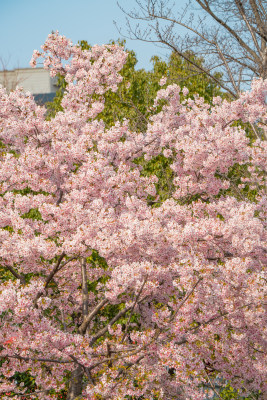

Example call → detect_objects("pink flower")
159 76 167 86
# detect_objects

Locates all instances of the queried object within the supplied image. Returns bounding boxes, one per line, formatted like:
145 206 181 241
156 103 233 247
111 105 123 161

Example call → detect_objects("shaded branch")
169 277 203 322
2 264 25 284
33 252 66 307
2 354 74 364
121 275 148 343
78 298 109 335
90 295 148 346
81 257 89 317
44 252 66 289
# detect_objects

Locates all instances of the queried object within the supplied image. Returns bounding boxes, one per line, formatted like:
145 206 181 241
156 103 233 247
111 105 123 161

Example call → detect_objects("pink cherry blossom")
0 32 266 400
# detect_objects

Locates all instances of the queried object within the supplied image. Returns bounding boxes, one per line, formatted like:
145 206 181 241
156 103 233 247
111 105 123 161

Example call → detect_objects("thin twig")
3 354 74 364
81 257 89 317
33 252 66 307
204 369 224 400
121 275 148 343
169 277 203 322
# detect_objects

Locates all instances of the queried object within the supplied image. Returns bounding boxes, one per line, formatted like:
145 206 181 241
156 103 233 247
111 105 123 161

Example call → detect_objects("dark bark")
67 365 84 400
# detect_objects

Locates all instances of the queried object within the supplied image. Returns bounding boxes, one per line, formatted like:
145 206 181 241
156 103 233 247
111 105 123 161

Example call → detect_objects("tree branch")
121 275 148 343
33 252 66 307
155 35 238 98
81 257 89 317
2 354 74 364
234 0 261 55
169 277 203 322
78 298 109 335
44 252 66 289
215 43 240 95
2 264 25 284
89 295 148 346
195 0 261 62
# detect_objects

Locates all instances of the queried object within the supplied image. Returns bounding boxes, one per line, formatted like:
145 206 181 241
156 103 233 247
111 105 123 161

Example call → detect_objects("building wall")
0 68 57 94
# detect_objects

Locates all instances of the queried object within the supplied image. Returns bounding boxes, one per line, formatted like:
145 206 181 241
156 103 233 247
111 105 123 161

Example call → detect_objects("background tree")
118 0 267 98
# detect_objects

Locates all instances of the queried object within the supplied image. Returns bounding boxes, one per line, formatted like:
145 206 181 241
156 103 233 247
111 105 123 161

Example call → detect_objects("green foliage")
0 266 16 282
137 154 175 205
87 249 109 270
98 46 224 132
12 187 50 196
151 51 224 102
21 208 42 221
217 383 261 400
46 74 66 119
0 369 37 399
216 163 264 203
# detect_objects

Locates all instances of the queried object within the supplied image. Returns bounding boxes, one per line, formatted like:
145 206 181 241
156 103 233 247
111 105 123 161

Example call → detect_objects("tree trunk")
67 365 83 400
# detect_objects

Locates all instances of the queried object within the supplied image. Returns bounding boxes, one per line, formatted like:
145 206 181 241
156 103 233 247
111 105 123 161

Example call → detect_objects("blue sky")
0 0 181 71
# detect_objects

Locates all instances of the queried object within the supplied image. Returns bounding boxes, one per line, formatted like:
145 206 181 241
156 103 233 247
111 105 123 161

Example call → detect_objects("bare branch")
88 347 144 371
234 0 262 55
249 0 267 39
195 0 261 62
32 252 66 306
204 369 224 400
89 305 133 346
250 121 266 140
56 189 64 205
215 42 240 94
118 0 267 95
56 256 78 273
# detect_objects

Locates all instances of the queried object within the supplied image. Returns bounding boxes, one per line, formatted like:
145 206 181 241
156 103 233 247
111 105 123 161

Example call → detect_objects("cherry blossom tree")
0 32 266 400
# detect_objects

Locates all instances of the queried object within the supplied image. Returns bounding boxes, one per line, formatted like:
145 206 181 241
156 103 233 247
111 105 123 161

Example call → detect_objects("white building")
0 67 58 94
0 68 58 104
